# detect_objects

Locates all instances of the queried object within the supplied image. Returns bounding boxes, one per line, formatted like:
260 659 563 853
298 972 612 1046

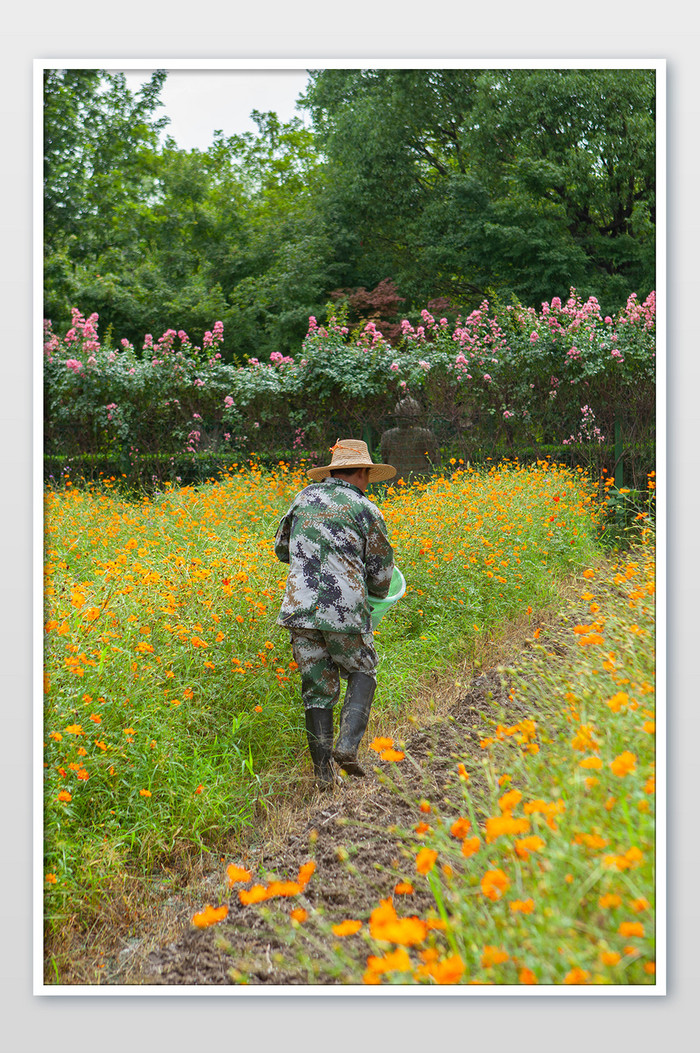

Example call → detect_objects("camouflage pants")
289 629 378 710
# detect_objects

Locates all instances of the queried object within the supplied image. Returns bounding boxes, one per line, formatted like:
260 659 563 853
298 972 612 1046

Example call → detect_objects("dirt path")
114 664 527 987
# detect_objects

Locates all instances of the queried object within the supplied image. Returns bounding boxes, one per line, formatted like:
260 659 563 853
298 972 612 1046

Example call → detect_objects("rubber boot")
333 672 376 777
305 707 338 790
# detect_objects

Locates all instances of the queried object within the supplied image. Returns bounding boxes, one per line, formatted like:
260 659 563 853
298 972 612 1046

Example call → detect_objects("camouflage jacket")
274 478 394 632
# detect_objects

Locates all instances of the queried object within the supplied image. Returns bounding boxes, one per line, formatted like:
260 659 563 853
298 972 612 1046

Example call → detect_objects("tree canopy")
43 67 657 356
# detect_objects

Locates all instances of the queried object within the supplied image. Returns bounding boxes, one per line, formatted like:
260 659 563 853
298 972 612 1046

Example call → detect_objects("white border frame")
33 57 666 996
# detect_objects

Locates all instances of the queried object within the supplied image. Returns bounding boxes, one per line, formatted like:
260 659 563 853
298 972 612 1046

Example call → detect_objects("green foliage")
43 288 656 494
303 67 656 315
44 68 657 359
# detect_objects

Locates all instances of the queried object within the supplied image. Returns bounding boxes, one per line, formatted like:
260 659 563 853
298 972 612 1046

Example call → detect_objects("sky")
121 67 312 151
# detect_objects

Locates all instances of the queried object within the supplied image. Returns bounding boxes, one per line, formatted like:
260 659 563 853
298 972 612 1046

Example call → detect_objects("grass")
42 457 653 982
209 532 657 986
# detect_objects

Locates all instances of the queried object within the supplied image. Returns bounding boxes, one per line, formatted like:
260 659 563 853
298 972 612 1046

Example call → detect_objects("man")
274 439 397 789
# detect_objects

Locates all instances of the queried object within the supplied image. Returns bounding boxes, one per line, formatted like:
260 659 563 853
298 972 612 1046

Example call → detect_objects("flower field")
42 459 655 985
180 532 656 987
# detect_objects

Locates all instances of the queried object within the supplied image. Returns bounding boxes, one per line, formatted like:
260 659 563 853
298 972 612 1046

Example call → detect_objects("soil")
114 664 532 987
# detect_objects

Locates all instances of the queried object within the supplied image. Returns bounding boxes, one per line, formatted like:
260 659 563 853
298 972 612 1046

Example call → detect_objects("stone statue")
380 397 440 483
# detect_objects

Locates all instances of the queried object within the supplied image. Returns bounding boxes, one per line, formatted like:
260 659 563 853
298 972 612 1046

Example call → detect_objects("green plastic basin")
368 566 406 629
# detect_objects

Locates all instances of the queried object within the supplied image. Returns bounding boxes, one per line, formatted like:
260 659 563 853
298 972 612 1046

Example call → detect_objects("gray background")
4 5 695 1050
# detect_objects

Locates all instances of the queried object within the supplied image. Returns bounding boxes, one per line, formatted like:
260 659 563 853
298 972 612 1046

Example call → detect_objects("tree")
301 68 656 315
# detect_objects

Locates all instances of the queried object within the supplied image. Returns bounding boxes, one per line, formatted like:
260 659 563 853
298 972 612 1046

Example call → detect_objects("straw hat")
307 439 396 483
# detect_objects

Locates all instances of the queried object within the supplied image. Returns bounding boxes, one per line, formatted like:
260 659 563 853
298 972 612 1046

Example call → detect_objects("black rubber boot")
305 707 338 790
333 672 376 777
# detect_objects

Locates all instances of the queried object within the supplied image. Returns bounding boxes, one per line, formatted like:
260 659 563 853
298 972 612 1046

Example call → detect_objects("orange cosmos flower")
239 884 269 905
461 836 481 858
266 880 302 898
481 946 508 968
421 954 465 985
370 736 394 752
380 748 405 762
519 968 538 984
644 962 656 975
394 881 414 895
457 763 469 780
599 893 622 909
450 817 471 839
290 908 308 923
192 904 228 928
607 691 629 712
618 921 645 938
416 848 438 875
64 724 84 736
570 724 600 752
414 822 431 835
332 919 363 937
611 751 637 776
514 835 545 859
480 868 510 901
485 814 530 843
498 788 523 812
297 861 316 887
368 898 428 946
630 897 650 913
139 788 152 797
364 947 412 981
600 951 622 966
57 790 72 803
564 967 590 984
227 864 252 886
419 800 431 813
579 756 603 770
509 898 535 914
45 873 58 884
